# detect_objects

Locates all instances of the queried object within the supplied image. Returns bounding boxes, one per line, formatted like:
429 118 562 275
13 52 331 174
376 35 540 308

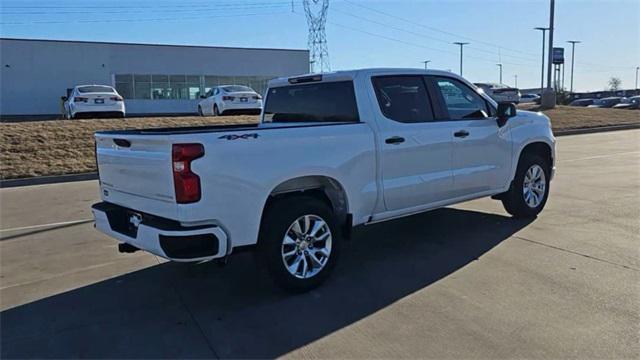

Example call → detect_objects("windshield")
222 85 253 93
264 81 359 123
77 85 115 93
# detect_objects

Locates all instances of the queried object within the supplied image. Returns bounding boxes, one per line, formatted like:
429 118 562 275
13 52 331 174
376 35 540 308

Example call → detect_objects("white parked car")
520 93 540 103
63 85 125 119
197 85 262 116
474 83 521 104
93 68 555 292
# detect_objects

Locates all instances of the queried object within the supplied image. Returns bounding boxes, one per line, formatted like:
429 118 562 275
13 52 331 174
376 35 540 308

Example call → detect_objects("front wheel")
213 104 220 116
501 153 550 218
258 196 340 292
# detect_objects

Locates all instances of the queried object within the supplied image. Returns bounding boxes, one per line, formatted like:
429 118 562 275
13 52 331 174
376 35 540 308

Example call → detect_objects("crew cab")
92 69 555 291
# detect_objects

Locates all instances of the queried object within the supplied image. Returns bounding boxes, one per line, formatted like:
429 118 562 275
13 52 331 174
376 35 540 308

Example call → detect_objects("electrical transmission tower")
303 0 330 73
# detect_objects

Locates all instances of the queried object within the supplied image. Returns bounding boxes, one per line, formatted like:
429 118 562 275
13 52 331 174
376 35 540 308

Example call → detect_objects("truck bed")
95 121 357 136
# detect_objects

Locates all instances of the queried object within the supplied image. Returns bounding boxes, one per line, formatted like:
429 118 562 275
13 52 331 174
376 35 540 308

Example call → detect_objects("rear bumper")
219 101 262 112
92 202 227 262
72 103 125 116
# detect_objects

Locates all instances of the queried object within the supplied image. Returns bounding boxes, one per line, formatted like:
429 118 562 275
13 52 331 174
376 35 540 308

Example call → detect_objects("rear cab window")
263 81 359 123
371 76 435 123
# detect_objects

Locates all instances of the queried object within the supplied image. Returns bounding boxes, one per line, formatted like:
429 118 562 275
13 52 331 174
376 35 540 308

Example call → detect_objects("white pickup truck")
93 68 555 291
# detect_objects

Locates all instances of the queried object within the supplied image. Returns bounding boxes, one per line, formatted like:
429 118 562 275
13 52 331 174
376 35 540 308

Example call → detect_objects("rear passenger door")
371 75 459 213
428 76 511 197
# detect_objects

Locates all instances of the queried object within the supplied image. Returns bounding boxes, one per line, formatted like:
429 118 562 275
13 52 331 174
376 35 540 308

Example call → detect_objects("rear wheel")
501 153 550 218
258 196 340 292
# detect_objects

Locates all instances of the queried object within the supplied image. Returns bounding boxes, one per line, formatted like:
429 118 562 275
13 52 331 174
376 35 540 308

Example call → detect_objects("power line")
331 7 539 65
1 3 291 15
0 1 291 9
0 10 290 25
342 0 539 58
339 1 636 73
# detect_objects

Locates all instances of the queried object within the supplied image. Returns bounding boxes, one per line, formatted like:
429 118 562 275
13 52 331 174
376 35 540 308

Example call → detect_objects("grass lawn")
1 107 638 180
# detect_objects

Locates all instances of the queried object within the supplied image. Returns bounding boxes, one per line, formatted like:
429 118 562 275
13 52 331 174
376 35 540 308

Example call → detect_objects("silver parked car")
474 83 520 104
474 83 521 104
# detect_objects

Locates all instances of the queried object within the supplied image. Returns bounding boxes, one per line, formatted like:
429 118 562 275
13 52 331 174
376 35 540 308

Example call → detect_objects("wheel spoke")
288 255 303 274
283 235 297 246
310 220 325 237
301 216 311 235
300 255 308 278
309 252 324 267
315 231 331 242
290 222 303 238
283 249 297 258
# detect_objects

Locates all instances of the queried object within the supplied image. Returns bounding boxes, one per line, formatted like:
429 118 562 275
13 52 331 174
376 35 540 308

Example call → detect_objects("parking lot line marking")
0 219 93 233
560 151 640 163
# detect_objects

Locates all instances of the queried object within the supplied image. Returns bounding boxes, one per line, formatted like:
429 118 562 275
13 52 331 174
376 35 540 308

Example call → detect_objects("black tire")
501 153 550 218
257 195 341 292
213 104 220 116
197 106 203 116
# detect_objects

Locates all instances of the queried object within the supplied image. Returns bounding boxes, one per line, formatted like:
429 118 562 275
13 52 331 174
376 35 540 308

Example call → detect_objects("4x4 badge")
219 133 259 140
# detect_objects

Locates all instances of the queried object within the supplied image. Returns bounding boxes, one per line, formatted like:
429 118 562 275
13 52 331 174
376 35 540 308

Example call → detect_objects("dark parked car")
587 97 623 108
569 98 595 107
612 96 640 110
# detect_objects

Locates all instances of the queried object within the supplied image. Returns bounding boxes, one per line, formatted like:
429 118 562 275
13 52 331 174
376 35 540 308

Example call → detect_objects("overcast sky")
1 0 638 91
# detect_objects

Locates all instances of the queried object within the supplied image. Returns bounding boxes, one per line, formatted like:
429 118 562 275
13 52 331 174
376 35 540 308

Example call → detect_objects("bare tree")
608 77 622 91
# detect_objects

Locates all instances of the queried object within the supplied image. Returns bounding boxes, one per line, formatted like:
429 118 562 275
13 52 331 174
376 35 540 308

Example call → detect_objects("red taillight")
222 96 235 101
110 96 123 101
74 97 88 102
172 143 204 203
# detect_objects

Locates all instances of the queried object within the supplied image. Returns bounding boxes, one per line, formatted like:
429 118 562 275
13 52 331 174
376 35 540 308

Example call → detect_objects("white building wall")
0 38 309 116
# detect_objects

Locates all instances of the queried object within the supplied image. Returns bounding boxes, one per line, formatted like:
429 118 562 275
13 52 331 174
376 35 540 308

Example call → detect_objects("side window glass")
372 76 434 123
435 78 489 119
213 88 219 96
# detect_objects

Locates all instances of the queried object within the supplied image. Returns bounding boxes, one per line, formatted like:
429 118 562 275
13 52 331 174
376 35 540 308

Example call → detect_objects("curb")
0 172 98 188
554 123 640 136
1 124 638 189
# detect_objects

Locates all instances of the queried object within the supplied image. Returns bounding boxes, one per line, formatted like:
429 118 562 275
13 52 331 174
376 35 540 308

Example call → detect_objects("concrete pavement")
1 130 638 359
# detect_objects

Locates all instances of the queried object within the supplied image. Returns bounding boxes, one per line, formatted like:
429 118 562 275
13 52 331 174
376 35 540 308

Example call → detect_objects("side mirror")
199 95 206 99
61 96 68 101
496 102 516 127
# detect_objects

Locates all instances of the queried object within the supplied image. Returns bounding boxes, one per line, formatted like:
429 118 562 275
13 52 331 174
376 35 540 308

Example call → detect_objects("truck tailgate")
95 133 177 216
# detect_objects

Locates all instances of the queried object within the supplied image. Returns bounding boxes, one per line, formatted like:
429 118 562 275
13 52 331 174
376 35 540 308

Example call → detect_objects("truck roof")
268 68 465 88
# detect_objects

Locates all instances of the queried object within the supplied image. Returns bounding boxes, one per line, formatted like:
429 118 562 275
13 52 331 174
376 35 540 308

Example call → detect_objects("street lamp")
541 0 556 108
534 27 549 95
453 42 469 76
514 74 518 88
567 40 581 93
496 63 503 84
422 60 431 70
635 66 639 91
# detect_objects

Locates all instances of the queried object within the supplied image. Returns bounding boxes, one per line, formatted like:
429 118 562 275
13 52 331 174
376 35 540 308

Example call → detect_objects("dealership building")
0 38 309 117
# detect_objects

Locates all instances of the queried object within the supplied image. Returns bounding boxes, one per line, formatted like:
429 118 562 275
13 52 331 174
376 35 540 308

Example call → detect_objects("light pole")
514 74 518 88
496 63 503 84
422 60 431 70
534 27 549 95
453 42 469 76
541 0 556 108
635 66 639 91
567 40 581 93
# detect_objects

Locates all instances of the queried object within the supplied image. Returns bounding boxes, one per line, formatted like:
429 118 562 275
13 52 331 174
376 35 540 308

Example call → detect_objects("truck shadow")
1 208 532 359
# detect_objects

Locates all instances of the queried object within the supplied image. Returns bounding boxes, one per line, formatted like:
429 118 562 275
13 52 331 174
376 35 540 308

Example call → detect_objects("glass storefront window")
115 74 276 100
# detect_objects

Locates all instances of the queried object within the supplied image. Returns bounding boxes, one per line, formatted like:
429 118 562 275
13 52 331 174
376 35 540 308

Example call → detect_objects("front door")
429 76 511 198
372 75 458 212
